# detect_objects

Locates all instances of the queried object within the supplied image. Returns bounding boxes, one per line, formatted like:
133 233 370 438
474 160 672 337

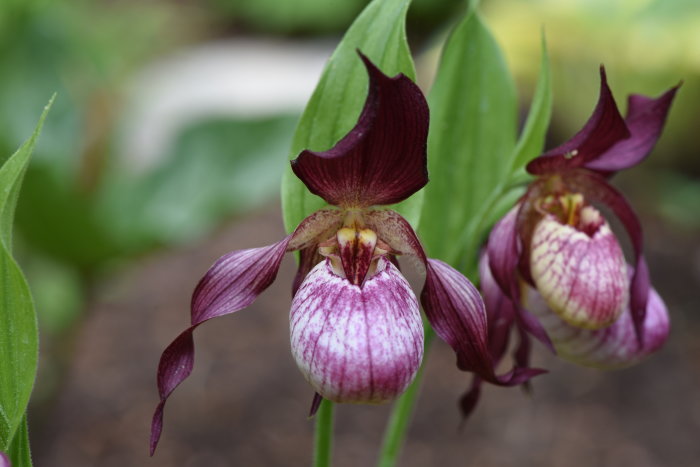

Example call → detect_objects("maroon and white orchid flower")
150 54 543 454
464 68 678 417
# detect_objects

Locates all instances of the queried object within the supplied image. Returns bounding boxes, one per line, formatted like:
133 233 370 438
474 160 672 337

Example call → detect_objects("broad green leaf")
7 414 31 467
419 5 517 264
281 0 421 233
0 97 51 449
510 34 552 171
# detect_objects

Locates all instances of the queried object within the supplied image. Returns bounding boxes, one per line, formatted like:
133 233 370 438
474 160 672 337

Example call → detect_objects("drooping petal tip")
291 53 429 208
421 258 545 387
151 237 291 455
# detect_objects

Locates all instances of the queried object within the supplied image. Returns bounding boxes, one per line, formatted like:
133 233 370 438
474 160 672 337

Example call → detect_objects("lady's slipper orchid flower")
465 68 677 417
149 54 542 454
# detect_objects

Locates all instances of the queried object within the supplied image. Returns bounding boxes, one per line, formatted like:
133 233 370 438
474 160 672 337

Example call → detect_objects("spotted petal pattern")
290 257 423 403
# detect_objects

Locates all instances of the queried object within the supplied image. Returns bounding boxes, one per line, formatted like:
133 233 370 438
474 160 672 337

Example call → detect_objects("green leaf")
419 5 517 263
7 414 31 467
100 115 297 254
0 96 52 450
281 0 421 233
510 33 552 171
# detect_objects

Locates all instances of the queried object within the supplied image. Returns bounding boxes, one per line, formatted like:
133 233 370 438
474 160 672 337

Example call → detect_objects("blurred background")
1 0 698 465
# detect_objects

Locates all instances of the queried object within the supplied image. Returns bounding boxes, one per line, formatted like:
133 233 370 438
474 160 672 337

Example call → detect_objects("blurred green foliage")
208 0 460 37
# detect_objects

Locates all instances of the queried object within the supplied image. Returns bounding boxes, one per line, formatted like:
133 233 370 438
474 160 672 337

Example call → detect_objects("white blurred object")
120 39 332 172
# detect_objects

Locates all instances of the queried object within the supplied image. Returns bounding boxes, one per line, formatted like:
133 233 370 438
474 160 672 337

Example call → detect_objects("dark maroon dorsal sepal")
291 53 429 208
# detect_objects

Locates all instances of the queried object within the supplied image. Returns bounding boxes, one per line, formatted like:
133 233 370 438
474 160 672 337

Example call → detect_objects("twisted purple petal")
586 85 679 174
527 67 630 175
151 209 342 455
422 258 545 386
151 237 291 455
291 54 429 208
290 258 423 403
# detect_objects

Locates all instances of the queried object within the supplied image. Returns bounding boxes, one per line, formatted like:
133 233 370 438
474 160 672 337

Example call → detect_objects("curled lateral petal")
151 209 342 455
290 257 423 403
151 237 291 455
529 214 629 329
565 170 650 346
586 85 680 174
527 67 630 175
421 259 545 386
291 53 429 208
528 279 669 368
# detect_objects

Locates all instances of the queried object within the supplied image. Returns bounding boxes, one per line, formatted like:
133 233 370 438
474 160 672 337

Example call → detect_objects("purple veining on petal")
151 208 344 454
529 213 629 329
421 259 545 386
527 67 630 175
291 53 429 208
0 452 10 467
586 85 679 174
527 278 669 369
290 257 423 403
564 170 649 345
337 228 377 286
151 237 291 455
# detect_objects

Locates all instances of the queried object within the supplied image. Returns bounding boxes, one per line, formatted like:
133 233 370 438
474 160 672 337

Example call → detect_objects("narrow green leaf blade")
510 34 552 171
419 7 517 261
281 0 421 233
7 414 31 467
0 97 52 449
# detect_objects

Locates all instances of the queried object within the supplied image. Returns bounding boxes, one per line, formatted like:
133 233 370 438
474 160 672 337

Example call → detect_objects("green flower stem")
377 325 436 467
314 398 335 467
